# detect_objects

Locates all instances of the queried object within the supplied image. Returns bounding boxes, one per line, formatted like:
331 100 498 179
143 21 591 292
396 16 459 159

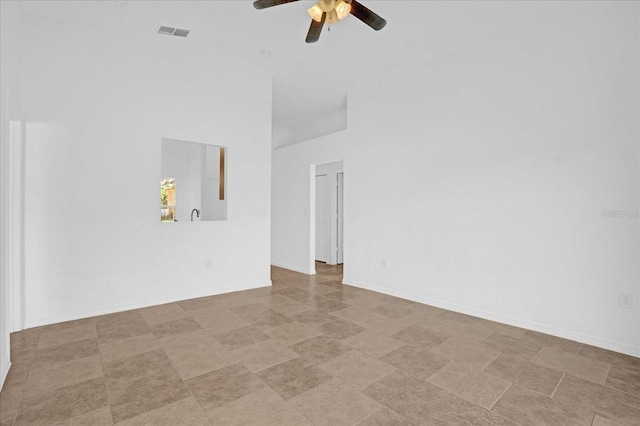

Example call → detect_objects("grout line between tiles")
550 372 565 398
488 381 512 411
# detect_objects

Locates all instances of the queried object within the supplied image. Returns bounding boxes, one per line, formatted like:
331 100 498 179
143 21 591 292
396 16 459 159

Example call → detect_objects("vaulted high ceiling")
19 0 566 146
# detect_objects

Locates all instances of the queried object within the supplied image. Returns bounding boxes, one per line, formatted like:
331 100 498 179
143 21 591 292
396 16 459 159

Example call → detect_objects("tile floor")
1 263 639 425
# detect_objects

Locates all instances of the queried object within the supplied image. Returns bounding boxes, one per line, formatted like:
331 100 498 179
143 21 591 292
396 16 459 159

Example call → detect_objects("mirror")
160 137 227 222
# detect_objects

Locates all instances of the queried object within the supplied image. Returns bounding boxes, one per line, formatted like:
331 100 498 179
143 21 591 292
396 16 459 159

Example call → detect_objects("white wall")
272 130 348 274
272 2 640 356
19 14 272 328
0 0 24 389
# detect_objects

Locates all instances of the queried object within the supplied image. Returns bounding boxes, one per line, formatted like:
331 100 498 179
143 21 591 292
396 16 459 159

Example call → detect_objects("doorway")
314 161 344 266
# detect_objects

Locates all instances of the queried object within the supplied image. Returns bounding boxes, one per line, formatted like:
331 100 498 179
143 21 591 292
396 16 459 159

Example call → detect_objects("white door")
337 172 344 264
315 174 328 262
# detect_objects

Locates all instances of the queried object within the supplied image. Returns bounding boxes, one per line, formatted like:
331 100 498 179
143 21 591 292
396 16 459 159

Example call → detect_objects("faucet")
191 208 200 222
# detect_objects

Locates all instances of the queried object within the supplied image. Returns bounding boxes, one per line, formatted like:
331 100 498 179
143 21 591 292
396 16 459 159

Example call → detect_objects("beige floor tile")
363 369 514 425
96 317 151 344
213 291 266 308
308 282 344 296
479 332 543 360
339 295 387 310
291 335 352 365
370 304 414 319
158 327 221 353
253 294 314 316
103 350 190 423
0 382 24 423
56 406 113 425
95 310 143 328
376 295 416 306
190 307 251 333
37 325 97 349
232 339 299 373
177 295 221 311
116 396 210 426
391 325 449 350
186 364 267 411
470 319 528 339
14 377 108 426
213 325 271 350
380 345 449 381
274 287 313 304
483 353 564 396
24 354 103 398
168 346 236 380
289 378 382 426
99 333 160 363
306 298 350 314
340 330 406 358
10 328 42 354
356 407 415 426
319 350 395 390
578 345 640 371
160 331 236 379
533 346 610 384
427 361 511 409
31 338 99 370
257 357 332 400
138 302 189 325
315 318 366 340
263 322 323 346
206 386 305 426
437 310 480 326
290 310 333 326
429 337 500 369
397 310 446 330
353 315 411 336
230 303 293 328
149 317 202 339
553 374 640 425
520 330 583 353
592 414 625 425
492 383 594 425
606 362 640 395
420 317 478 338
329 306 382 323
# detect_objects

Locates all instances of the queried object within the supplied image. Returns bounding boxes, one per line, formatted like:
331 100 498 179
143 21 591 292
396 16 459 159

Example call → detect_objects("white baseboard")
271 262 315 275
23 280 272 330
342 278 640 358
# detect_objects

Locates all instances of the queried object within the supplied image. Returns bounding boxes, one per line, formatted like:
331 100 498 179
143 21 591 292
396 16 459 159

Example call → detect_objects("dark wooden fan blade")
253 0 300 10
306 12 326 43
350 0 386 30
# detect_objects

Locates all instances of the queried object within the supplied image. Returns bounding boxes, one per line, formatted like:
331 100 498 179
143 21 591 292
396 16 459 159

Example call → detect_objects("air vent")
157 26 190 38
173 29 190 38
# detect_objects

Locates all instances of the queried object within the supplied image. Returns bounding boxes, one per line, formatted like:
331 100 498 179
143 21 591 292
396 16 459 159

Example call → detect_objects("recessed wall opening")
160 138 227 222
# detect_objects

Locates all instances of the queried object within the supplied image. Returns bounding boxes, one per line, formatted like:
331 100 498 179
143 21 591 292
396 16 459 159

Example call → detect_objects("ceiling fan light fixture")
335 0 351 20
307 4 324 22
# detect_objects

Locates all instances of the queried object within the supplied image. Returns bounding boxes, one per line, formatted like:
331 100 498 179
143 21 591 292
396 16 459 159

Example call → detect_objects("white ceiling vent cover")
157 26 190 37
173 29 190 37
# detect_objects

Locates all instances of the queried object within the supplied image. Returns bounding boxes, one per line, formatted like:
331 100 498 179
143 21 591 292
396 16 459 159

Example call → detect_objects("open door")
315 174 328 262
337 172 344 264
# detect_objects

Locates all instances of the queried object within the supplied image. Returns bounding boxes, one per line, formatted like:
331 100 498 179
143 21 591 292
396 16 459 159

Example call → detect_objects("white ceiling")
18 0 565 135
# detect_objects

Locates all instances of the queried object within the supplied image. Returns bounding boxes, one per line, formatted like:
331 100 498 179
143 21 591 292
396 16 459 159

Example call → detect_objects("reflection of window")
160 178 176 222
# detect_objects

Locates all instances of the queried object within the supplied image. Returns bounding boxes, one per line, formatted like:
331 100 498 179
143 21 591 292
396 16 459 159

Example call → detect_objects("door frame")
310 161 344 269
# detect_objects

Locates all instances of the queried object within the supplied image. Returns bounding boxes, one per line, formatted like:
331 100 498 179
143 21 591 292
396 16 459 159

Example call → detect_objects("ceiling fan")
253 0 387 43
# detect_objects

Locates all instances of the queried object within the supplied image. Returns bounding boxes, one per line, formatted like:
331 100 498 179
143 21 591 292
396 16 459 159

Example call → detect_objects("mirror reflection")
160 138 227 222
